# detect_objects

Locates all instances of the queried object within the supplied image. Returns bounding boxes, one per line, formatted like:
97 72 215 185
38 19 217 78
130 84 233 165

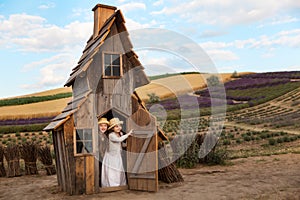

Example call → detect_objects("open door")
126 108 158 192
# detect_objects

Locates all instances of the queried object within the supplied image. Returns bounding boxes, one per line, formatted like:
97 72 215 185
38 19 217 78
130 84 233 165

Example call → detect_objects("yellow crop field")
0 72 252 120
136 73 237 101
1 87 72 100
0 97 71 120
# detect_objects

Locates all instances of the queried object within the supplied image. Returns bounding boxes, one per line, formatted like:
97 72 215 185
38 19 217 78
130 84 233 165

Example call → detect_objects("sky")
0 0 300 98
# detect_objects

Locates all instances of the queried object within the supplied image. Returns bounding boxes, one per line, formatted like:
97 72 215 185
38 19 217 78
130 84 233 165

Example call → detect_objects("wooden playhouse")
44 4 172 195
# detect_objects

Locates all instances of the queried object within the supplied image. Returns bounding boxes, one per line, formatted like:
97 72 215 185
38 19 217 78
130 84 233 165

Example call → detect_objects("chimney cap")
92 4 117 11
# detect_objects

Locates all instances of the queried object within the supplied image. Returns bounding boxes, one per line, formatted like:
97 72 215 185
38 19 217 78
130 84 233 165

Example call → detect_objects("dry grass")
136 73 238 101
0 72 252 120
0 98 71 120
1 87 71 100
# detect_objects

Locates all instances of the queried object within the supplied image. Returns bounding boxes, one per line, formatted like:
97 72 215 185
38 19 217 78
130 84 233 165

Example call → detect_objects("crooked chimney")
92 4 117 39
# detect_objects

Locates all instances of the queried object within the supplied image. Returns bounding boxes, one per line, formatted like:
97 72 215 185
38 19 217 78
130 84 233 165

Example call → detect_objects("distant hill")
0 72 244 120
1 71 300 135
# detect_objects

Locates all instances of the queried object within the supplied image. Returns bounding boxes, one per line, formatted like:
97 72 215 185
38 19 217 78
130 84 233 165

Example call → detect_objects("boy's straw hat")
108 118 123 130
98 117 109 125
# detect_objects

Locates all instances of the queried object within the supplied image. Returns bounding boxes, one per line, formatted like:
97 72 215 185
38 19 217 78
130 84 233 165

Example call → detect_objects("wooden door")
126 108 158 192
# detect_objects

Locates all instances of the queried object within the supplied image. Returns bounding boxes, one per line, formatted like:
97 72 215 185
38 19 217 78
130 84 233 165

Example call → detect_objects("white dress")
101 132 129 187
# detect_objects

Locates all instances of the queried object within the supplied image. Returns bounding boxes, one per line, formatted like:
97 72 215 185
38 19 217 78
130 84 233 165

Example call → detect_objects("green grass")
148 72 201 81
0 123 48 134
0 92 72 107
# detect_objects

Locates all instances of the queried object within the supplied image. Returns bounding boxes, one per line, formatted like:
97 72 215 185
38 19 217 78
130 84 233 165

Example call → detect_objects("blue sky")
0 0 300 98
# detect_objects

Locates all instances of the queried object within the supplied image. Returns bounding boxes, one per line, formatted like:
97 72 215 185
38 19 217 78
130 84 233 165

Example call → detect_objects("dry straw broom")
4 144 21 177
38 145 56 175
20 142 39 175
0 145 6 177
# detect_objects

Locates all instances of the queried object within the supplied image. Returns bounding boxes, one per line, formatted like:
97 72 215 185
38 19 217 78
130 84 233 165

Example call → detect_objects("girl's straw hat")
98 117 109 125
108 118 123 130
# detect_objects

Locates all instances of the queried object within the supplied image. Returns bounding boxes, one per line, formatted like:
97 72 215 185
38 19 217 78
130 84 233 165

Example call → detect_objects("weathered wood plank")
75 157 85 195
64 117 76 194
85 156 95 194
56 131 67 192
52 131 62 190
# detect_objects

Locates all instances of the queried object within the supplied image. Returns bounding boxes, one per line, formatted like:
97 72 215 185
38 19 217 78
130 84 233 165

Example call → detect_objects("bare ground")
0 153 300 200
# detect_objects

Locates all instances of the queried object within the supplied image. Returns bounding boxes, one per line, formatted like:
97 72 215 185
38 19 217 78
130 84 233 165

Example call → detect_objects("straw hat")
108 118 123 130
98 117 109 125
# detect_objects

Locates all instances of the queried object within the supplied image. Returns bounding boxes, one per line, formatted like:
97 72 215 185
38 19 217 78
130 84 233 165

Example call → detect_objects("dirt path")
0 153 299 200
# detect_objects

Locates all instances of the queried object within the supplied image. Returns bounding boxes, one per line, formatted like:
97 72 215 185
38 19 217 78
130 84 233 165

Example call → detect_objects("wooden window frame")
74 128 94 156
102 52 123 79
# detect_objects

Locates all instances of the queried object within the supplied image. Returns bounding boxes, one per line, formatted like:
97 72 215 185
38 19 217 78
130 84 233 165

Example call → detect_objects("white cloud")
119 2 146 13
153 0 164 6
0 13 94 90
200 28 300 51
250 29 300 48
258 16 299 28
0 14 93 52
21 53 78 89
38 2 55 10
71 8 92 21
200 30 227 38
206 49 239 61
200 41 233 49
153 0 300 26
125 18 160 30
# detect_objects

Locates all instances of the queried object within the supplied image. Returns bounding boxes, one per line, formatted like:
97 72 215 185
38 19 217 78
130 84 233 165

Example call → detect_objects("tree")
147 93 160 103
206 75 220 87
231 70 239 78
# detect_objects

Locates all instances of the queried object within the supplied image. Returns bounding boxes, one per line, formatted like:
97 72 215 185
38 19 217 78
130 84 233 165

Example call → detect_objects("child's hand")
128 129 133 136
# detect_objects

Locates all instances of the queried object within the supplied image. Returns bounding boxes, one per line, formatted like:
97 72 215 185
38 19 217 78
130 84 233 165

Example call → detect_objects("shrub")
283 136 290 142
277 138 283 143
243 136 251 141
223 139 231 145
203 145 228 165
147 93 160 103
236 139 241 144
15 132 20 137
173 135 200 168
268 138 276 145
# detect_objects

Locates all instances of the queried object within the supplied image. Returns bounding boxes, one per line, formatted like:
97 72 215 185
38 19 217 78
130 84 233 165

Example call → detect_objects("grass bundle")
158 142 184 183
38 145 56 175
20 142 38 175
0 145 6 177
4 144 21 177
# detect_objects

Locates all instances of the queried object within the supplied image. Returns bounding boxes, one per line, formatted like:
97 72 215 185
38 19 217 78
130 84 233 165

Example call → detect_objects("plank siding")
85 156 95 194
52 131 62 190
75 157 85 194
63 117 76 194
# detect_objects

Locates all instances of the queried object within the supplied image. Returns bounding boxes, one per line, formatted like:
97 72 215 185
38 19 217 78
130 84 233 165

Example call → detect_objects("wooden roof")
64 9 149 87
45 7 151 131
43 91 91 131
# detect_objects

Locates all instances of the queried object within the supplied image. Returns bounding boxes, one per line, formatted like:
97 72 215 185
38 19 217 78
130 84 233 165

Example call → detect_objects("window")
75 129 93 154
103 53 122 77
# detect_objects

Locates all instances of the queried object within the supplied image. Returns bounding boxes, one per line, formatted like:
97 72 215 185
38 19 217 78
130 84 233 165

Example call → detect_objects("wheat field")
135 73 235 101
0 98 71 120
0 73 246 120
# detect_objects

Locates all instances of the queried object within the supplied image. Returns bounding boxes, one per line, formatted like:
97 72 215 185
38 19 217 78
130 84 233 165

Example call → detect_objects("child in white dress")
101 118 132 187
